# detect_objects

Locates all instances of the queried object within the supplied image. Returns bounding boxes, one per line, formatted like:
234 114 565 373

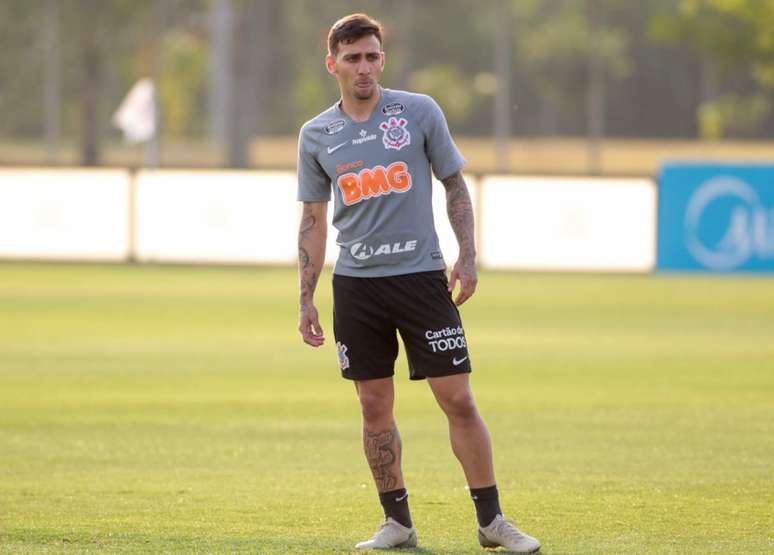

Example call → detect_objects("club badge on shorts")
336 341 350 370
380 117 411 151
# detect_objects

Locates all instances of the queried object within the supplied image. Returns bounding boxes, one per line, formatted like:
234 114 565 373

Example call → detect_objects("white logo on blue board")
685 176 774 270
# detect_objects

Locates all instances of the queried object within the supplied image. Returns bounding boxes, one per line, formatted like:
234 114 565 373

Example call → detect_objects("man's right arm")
298 201 328 347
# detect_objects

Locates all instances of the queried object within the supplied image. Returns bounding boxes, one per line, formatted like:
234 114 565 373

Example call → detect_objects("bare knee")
438 390 478 423
358 386 394 426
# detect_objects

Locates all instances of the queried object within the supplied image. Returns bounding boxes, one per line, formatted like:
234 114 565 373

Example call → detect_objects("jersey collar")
334 86 389 125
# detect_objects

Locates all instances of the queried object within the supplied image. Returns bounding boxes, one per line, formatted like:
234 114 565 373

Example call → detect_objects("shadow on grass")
6 529 544 554
346 548 547 555
2 527 557 554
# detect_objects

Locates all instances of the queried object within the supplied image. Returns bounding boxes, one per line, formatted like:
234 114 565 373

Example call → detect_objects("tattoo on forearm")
364 424 400 492
300 270 318 305
298 246 311 269
298 203 321 305
442 171 476 262
300 211 316 238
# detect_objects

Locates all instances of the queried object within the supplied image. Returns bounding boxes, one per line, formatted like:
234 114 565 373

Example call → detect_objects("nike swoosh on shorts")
452 356 468 366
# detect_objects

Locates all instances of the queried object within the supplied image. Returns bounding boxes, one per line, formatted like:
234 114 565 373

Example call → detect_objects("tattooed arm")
298 201 328 346
441 170 478 305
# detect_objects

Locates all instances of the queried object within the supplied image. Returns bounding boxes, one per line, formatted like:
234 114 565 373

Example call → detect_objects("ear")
325 54 337 75
379 51 386 71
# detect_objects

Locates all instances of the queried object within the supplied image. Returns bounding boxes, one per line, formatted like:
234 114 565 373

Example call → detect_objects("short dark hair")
328 13 383 57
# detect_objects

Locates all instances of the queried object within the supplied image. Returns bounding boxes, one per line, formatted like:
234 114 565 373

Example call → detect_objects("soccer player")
296 13 540 553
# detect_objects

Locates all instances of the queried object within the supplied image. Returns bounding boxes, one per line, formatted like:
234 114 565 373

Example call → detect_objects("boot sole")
478 529 540 553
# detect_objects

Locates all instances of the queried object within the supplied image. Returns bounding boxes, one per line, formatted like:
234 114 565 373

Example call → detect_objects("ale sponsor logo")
350 239 418 261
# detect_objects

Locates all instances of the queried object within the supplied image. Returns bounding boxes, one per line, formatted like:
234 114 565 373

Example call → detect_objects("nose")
357 58 370 75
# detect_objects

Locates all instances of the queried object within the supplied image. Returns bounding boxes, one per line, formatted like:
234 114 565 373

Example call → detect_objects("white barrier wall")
0 169 656 272
0 168 129 260
322 199 338 266
135 170 298 264
480 176 657 272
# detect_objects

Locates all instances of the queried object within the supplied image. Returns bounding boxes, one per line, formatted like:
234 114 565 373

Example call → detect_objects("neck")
340 87 381 122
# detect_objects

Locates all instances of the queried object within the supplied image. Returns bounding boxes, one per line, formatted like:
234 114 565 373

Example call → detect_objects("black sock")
378 488 412 528
470 484 501 527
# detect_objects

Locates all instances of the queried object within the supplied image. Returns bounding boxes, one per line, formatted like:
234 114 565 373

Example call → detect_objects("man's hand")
299 303 325 347
448 256 478 305
297 201 327 346
440 170 477 305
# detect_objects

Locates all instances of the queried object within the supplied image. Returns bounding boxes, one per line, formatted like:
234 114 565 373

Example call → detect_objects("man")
296 13 540 553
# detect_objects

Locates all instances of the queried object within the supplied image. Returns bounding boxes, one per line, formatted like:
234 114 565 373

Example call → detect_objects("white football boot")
478 514 540 553
355 517 417 550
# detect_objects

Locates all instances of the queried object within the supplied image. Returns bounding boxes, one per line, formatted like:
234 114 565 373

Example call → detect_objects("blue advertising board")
658 163 774 272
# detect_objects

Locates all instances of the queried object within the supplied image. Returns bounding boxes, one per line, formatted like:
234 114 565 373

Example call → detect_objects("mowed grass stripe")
1 263 772 554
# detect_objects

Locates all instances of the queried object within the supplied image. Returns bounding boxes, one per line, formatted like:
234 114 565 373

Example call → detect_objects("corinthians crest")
336 342 350 370
379 117 411 151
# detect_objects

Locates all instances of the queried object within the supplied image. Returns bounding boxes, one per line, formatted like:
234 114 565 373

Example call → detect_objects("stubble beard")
353 83 375 101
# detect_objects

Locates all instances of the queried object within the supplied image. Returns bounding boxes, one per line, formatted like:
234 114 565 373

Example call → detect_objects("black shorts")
332 270 472 381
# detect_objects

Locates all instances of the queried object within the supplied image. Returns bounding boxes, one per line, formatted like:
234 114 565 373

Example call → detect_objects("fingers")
448 268 459 294
311 317 325 343
454 285 471 305
449 263 477 306
454 276 478 306
301 324 325 347
305 324 325 346
454 289 466 305
299 312 325 347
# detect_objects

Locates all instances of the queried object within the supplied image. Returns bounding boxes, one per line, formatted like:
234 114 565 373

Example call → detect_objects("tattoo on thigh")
364 425 400 491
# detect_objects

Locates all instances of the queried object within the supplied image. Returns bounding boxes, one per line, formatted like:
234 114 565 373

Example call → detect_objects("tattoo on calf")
364 425 400 492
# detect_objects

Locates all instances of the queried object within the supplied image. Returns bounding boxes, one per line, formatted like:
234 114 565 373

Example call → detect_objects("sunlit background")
1 3 772 553
2 0 774 174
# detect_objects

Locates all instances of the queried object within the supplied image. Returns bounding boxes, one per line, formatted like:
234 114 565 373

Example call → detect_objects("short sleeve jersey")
297 87 465 277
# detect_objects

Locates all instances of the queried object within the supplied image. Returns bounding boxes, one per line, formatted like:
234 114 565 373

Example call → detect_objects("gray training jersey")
297 87 465 278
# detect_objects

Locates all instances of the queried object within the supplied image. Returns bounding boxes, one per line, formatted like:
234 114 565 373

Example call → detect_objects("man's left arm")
441 170 477 305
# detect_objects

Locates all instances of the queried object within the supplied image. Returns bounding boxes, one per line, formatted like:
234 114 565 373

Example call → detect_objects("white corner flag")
112 78 156 144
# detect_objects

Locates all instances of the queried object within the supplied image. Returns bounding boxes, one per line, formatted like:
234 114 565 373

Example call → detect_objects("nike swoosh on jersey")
452 356 468 366
327 141 348 154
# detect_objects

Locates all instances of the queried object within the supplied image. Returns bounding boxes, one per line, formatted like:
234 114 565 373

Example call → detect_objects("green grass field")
1 263 772 554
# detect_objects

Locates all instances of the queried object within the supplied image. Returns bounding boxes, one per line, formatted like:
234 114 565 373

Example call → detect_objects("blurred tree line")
0 0 772 167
